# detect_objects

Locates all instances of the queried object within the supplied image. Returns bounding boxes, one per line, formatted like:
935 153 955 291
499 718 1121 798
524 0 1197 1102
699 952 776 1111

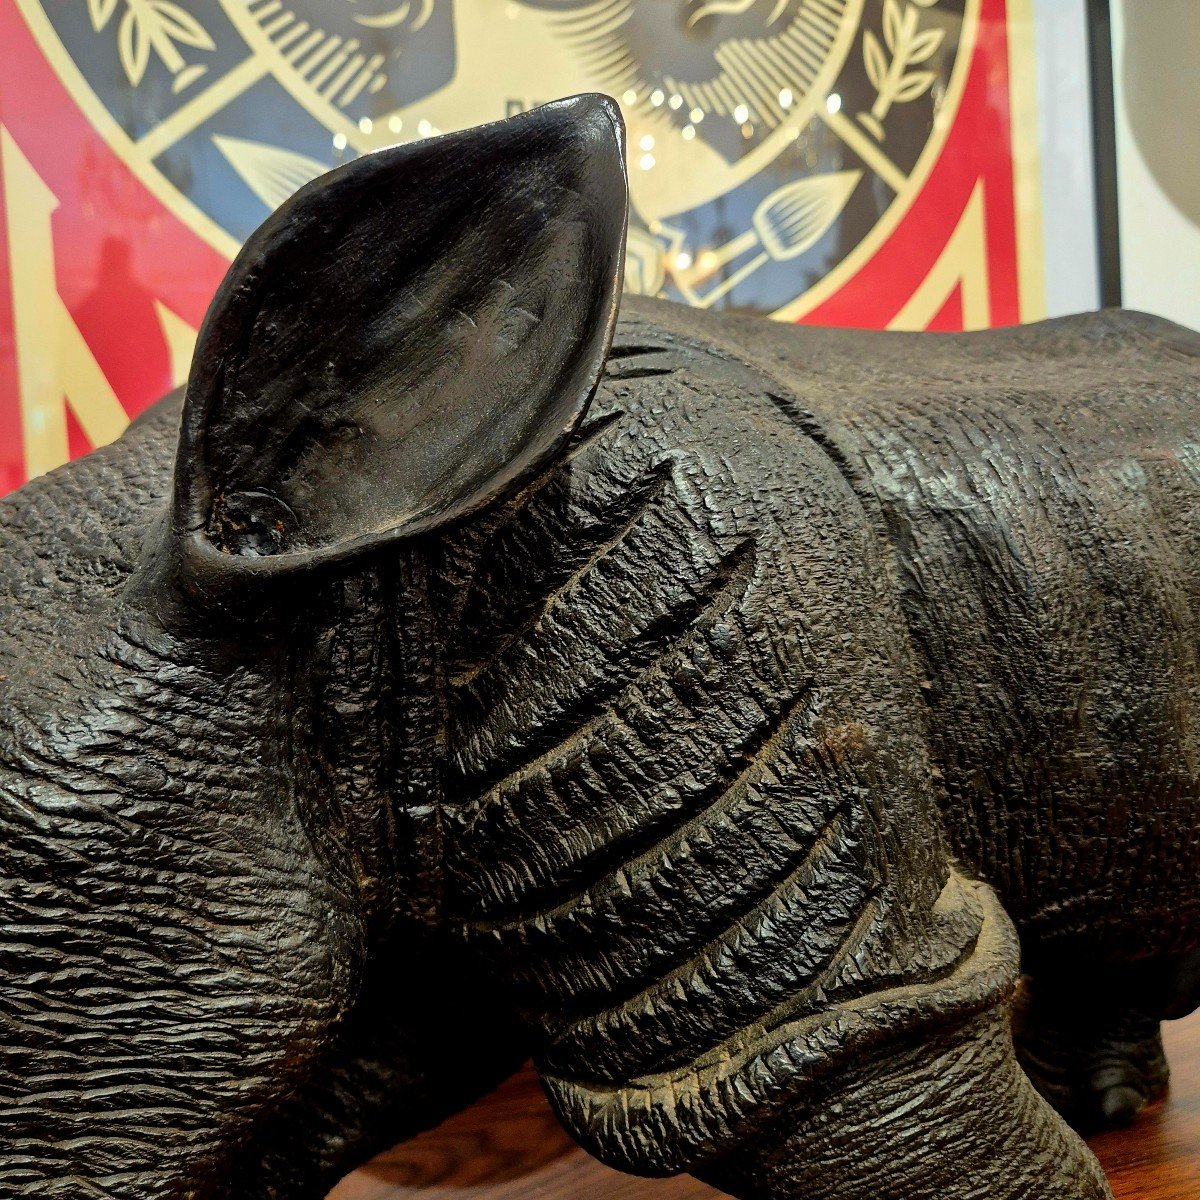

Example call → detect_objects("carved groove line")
448 461 677 689
606 341 675 360
468 686 819 930
454 539 759 807
536 808 862 1070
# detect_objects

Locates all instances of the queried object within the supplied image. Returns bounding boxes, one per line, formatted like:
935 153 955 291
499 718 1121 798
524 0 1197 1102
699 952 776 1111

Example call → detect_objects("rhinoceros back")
690 304 1200 971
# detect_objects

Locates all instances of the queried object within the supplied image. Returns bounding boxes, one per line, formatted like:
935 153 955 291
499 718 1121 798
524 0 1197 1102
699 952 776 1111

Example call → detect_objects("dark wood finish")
330 1013 1200 1200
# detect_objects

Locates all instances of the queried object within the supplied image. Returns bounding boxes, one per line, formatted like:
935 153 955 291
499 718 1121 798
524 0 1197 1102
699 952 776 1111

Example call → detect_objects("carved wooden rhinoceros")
2 95 1197 1200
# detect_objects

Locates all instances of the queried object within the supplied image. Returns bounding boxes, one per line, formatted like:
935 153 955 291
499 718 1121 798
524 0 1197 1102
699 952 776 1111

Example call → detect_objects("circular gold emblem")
21 0 976 316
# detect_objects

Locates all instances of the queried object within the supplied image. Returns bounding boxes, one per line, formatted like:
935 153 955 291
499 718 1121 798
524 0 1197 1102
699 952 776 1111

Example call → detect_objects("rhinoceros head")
0 94 626 1196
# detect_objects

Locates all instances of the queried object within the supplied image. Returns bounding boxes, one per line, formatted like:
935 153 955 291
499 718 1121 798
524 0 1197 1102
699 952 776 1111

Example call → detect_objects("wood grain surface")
329 1011 1200 1200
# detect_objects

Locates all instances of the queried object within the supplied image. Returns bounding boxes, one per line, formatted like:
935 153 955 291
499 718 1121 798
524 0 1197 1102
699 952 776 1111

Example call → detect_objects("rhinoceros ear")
172 93 627 585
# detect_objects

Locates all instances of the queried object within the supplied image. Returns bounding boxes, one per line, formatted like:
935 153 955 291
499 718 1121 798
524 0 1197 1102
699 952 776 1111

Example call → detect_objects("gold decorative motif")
671 170 862 306
88 0 214 92
860 0 944 139
624 226 668 297
1 129 131 477
755 170 863 260
688 0 790 27
23 0 981 320
351 0 434 30
212 135 327 211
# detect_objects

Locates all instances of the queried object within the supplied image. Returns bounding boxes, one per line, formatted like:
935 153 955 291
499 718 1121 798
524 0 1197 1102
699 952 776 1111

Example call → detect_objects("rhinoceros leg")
699 993 1112 1200
1015 951 1200 1130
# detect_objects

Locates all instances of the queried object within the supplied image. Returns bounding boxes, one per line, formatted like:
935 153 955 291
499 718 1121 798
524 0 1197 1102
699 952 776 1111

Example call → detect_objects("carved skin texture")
0 397 527 1195
1 102 1196 1200
661 299 1200 1132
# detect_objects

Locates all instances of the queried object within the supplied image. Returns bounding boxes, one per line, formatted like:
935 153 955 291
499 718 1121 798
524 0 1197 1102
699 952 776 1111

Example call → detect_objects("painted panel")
0 0 1045 490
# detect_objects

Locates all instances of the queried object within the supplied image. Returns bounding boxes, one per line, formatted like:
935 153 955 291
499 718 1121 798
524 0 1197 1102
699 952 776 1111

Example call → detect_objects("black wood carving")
1 93 1197 1200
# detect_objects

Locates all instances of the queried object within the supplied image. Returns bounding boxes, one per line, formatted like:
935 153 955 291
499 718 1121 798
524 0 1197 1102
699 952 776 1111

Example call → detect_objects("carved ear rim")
172 93 627 589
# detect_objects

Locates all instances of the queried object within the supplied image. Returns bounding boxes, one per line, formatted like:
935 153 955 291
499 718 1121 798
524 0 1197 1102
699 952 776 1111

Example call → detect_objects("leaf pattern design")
88 0 215 89
863 29 887 91
152 1 215 49
883 0 903 51
86 0 118 31
894 71 937 103
909 26 945 63
860 0 945 133
118 5 151 86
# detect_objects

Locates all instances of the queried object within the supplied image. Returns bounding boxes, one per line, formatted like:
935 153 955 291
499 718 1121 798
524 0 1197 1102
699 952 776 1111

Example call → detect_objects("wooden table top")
330 1011 1200 1200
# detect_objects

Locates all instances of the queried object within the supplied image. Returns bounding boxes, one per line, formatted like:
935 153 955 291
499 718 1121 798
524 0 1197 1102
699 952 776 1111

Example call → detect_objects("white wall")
1032 0 1101 317
1112 0 1200 330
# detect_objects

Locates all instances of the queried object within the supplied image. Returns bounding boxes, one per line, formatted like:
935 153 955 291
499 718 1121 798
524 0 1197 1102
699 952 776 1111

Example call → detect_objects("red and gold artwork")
0 0 1044 493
